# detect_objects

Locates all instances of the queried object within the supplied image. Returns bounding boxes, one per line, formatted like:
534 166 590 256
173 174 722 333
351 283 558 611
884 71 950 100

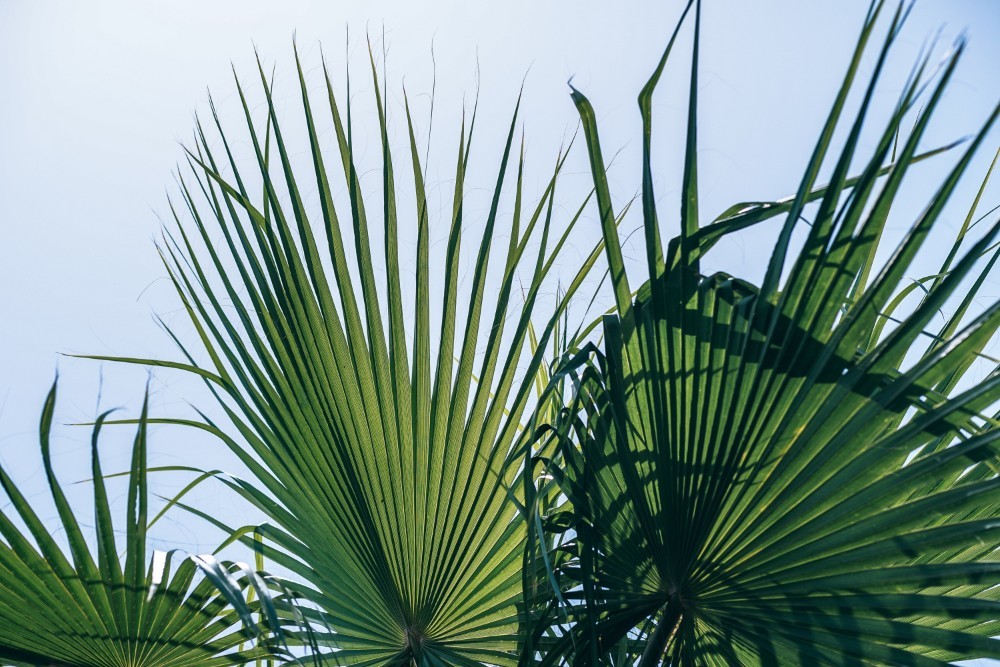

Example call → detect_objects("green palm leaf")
0 380 272 667
525 1 1000 664
87 44 602 665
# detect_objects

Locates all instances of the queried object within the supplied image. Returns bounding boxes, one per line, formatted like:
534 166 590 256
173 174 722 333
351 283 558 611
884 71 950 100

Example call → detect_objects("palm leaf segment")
91 46 602 665
529 1 1000 664
0 382 268 667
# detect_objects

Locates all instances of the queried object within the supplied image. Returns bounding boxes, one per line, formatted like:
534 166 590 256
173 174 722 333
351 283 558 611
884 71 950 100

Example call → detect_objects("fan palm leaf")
0 381 271 667
85 44 604 665
523 1 1000 664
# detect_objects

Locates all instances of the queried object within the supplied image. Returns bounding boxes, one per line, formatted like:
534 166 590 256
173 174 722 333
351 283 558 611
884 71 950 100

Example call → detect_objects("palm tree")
522 0 1000 664
0 381 275 667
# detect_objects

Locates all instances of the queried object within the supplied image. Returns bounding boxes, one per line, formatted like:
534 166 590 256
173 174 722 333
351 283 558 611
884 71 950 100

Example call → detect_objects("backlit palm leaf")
0 381 271 667
524 1 1000 664
87 45 602 665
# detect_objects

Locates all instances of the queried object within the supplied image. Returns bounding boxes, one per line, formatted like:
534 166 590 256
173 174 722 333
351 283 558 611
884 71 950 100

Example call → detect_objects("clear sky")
0 0 998 658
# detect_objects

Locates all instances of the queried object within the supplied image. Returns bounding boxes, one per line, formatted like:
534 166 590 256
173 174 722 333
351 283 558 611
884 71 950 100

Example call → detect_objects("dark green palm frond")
524 1 1000 664
84 44 602 665
0 380 272 667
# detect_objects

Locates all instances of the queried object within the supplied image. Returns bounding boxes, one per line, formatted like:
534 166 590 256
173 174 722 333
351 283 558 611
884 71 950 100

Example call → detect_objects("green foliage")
0 381 273 667
84 43 604 664
521 1 1000 664
4 1 997 665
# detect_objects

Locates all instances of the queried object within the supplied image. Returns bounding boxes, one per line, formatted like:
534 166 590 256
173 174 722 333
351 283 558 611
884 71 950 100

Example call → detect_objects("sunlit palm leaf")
525 1 1000 664
86 44 602 665
0 381 271 667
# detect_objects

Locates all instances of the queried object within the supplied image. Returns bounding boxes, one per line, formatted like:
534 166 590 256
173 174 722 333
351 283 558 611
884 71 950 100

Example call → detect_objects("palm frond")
0 380 272 667
525 1 1000 664
85 43 602 665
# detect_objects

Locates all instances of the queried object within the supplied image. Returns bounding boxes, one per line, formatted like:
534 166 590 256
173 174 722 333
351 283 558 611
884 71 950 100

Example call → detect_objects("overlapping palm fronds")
522 1 1000 664
0 381 273 667
83 43 605 664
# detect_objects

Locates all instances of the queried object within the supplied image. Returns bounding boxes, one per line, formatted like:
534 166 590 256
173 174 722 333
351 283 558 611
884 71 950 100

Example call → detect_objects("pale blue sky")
0 1 998 659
